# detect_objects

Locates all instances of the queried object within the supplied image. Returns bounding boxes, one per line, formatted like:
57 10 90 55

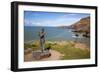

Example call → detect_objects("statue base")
32 50 51 60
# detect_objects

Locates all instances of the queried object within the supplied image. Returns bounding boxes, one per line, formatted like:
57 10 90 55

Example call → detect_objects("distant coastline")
58 16 90 38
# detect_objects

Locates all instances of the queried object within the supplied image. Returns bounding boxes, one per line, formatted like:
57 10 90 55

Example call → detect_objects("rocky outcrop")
70 16 90 37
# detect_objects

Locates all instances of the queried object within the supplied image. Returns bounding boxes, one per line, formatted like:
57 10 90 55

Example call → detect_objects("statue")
32 28 51 60
39 28 45 53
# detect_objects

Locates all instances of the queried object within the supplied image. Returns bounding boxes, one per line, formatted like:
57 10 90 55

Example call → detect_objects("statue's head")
41 28 44 32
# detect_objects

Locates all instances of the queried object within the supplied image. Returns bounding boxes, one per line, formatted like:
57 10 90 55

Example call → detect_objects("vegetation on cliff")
70 16 90 37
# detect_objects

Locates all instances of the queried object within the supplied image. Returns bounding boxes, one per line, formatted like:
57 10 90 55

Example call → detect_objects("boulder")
32 51 51 60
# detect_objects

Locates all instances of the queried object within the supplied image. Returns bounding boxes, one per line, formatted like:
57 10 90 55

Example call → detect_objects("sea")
24 26 90 47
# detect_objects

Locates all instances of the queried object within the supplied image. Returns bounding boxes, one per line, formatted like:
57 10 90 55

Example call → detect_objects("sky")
24 11 90 27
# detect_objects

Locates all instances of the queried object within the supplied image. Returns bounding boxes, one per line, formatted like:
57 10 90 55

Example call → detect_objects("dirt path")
24 50 63 62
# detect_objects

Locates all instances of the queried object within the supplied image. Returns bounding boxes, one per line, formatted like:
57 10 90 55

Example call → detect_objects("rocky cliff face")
58 16 90 37
70 16 90 33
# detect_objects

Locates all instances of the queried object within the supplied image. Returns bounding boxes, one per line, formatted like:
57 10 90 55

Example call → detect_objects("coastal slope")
71 17 90 34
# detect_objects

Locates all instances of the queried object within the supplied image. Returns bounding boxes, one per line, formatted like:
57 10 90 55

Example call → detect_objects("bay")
24 26 90 47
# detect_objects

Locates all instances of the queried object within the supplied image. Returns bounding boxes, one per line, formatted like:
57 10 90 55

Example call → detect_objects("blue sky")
24 11 90 27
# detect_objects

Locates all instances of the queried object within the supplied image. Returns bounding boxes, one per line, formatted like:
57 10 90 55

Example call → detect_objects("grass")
47 41 90 60
24 40 90 60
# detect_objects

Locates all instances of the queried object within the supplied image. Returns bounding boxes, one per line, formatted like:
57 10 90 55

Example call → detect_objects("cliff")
70 16 90 33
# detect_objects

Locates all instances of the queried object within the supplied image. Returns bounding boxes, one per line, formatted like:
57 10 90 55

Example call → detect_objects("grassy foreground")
24 40 90 60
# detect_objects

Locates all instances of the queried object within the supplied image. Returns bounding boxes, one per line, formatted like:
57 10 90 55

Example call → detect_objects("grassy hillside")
70 16 90 37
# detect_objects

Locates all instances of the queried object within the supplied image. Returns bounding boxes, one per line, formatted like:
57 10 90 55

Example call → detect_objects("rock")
32 51 51 60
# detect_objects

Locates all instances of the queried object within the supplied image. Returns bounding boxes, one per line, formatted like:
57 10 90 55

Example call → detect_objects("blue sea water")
24 26 90 47
24 26 74 41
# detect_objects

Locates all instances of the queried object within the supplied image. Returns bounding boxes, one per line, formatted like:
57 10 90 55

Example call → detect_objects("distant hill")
57 16 90 37
57 25 72 29
70 16 90 33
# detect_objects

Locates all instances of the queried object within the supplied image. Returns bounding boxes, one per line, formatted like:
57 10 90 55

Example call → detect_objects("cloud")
24 19 41 26
24 16 80 27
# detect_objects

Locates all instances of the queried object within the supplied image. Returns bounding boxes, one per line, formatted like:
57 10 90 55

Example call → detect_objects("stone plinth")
32 50 51 60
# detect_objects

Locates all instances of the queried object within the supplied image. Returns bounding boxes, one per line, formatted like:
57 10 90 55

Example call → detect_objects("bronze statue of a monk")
39 28 45 53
